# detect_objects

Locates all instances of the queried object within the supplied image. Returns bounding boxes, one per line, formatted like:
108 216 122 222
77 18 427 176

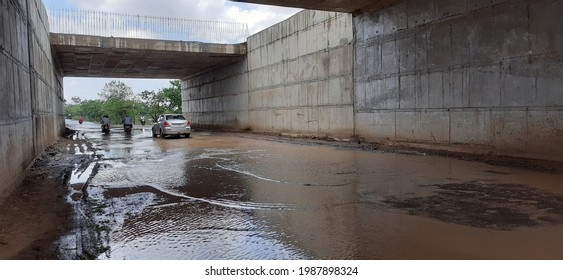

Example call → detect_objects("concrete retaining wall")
0 0 64 196
182 58 250 130
183 1 563 162
183 10 355 138
355 0 563 161
247 10 354 137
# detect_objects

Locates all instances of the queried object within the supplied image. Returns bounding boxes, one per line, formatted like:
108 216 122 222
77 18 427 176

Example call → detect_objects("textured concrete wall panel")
468 66 501 107
182 58 250 130
527 110 563 161
184 10 354 138
443 68 470 108
466 0 504 11
529 1 563 54
449 109 491 145
469 7 529 65
0 0 64 196
246 10 354 137
407 0 435 28
419 111 449 143
355 0 563 161
356 111 397 141
491 110 529 154
395 111 420 140
427 24 451 69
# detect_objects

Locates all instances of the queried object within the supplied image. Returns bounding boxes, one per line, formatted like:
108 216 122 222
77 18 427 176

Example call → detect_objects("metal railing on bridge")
47 8 250 44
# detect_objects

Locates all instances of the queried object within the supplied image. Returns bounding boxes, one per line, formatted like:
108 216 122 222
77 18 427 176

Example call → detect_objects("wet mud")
0 129 97 259
383 181 563 230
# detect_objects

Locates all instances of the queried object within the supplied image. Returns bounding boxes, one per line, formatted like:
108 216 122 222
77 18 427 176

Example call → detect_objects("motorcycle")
101 123 110 133
79 119 83 124
124 123 133 133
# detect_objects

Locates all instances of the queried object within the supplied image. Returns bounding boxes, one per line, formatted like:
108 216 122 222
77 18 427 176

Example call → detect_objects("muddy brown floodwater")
11 120 563 259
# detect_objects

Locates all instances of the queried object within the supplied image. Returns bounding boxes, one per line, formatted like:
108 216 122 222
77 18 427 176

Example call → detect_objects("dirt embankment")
0 130 97 259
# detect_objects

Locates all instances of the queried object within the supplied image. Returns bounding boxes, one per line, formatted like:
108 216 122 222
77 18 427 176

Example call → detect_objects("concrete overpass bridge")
48 8 249 79
50 33 246 79
2 0 563 197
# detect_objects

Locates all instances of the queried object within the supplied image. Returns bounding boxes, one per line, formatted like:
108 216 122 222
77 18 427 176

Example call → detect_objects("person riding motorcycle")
101 115 110 132
123 114 133 132
78 116 83 124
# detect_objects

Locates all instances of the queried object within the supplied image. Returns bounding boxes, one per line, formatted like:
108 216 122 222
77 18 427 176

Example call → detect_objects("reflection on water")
108 202 306 260
72 122 563 259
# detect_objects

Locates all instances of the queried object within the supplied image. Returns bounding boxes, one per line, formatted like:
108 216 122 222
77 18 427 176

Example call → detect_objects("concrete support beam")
232 0 401 14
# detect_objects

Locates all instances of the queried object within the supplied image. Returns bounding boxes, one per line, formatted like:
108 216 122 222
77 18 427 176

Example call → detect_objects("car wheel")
152 128 157 138
185 133 190 138
159 129 165 139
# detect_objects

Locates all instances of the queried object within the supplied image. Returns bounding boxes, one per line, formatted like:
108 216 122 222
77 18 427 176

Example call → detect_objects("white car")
152 114 191 138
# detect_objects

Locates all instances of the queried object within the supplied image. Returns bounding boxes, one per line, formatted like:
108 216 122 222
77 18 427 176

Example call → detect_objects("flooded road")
65 121 563 259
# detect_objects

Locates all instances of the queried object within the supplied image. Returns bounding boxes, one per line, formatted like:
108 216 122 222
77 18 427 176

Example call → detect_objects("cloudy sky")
43 0 300 102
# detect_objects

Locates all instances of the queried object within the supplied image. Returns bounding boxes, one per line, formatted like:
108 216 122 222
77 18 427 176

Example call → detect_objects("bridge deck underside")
232 0 400 14
51 34 246 79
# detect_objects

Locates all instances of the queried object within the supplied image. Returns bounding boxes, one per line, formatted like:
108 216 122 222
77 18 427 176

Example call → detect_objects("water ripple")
124 169 297 211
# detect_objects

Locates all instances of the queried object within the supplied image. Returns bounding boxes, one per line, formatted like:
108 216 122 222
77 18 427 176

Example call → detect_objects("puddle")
70 130 563 259
68 159 97 202
69 161 96 186
123 169 297 211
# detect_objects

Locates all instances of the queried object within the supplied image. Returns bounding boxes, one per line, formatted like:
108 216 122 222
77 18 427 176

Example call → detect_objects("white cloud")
64 0 300 34
225 3 300 34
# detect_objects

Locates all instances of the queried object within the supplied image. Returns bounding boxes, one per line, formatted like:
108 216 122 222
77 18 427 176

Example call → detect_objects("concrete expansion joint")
1 51 30 70
0 116 34 126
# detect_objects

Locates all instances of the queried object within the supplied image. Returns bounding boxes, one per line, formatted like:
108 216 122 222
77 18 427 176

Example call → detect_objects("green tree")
70 96 82 104
94 80 142 124
162 80 182 112
98 80 134 101
64 103 82 119
139 80 182 122
139 90 164 122
80 99 104 122
105 98 137 121
63 80 179 125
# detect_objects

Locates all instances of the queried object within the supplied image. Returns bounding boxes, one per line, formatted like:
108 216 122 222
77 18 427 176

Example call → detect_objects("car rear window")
166 115 185 120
